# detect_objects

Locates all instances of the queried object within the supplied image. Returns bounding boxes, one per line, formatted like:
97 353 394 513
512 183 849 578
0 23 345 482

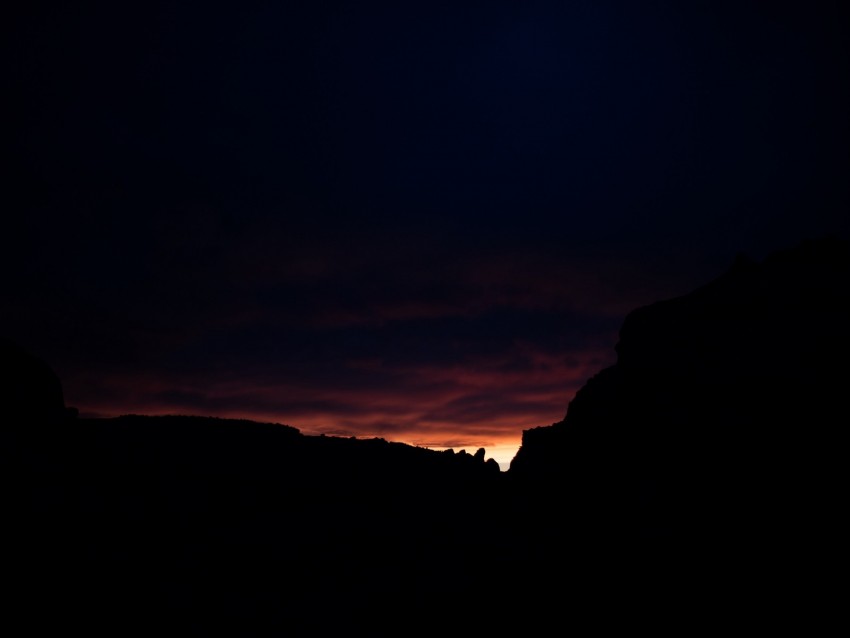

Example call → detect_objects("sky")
4 0 849 469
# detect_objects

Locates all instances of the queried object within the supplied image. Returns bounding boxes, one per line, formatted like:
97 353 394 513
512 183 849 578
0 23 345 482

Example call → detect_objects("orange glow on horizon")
65 345 614 472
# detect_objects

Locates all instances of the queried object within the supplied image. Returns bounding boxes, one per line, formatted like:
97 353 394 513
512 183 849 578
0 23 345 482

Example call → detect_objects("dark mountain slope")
508 237 849 578
1 337 66 423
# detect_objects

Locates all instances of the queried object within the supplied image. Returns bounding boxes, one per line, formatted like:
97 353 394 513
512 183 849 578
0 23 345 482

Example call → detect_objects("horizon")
61 340 615 472
71 408 531 471
32 235 849 473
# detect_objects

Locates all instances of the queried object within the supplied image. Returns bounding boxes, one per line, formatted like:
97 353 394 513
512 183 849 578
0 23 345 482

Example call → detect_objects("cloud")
64 327 613 471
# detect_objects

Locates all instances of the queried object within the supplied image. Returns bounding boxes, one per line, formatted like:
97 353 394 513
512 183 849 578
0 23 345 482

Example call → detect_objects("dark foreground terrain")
3 238 847 634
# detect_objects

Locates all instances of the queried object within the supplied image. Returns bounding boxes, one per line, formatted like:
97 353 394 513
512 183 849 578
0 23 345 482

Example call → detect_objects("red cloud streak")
64 345 614 471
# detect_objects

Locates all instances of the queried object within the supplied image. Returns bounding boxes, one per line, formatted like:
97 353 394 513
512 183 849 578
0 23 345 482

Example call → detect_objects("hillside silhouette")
4 237 847 634
511 237 848 528
508 236 848 621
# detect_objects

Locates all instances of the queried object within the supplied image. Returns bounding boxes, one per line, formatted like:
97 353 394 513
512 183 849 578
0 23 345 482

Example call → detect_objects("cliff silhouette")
4 237 846 634
508 237 848 616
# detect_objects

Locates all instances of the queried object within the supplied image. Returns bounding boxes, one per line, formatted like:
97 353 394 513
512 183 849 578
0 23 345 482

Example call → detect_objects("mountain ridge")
4 236 846 633
509 236 849 543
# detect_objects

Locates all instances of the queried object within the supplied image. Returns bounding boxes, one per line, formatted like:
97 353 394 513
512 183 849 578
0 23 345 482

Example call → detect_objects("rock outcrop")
1 337 67 424
509 237 850 548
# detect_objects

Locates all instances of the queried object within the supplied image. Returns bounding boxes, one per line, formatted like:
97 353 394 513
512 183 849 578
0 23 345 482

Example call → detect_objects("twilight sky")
5 0 848 469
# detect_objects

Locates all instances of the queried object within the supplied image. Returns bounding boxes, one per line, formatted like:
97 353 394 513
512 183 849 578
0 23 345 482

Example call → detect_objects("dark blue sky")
5 0 848 467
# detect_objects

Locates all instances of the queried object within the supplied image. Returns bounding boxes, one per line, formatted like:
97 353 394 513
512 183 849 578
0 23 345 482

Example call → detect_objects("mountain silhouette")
4 237 846 634
1 338 67 424
508 236 848 619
